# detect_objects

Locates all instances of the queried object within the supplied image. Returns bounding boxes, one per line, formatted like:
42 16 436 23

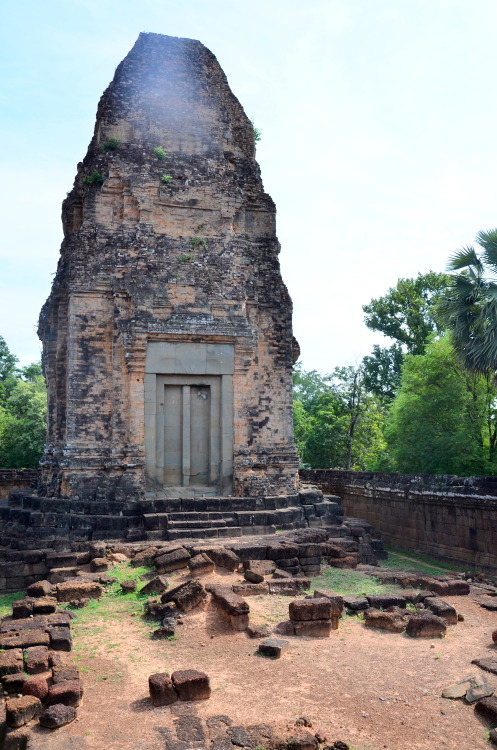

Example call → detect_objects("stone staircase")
139 488 344 541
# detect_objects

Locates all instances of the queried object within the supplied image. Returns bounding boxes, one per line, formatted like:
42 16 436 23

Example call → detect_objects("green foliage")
293 363 386 470
102 137 120 151
0 336 18 381
160 173 173 183
0 338 47 468
189 224 207 249
250 118 262 142
440 228 497 375
178 253 193 262
83 171 104 186
154 146 167 160
363 271 450 355
362 343 404 402
381 335 491 475
0 591 25 618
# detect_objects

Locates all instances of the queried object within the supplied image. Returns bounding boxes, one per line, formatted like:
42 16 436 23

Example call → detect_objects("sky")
1 0 497 372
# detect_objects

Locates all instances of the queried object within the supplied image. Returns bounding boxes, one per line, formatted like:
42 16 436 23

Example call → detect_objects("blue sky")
2 0 497 372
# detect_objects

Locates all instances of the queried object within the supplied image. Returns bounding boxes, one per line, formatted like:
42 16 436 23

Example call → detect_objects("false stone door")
144 342 234 497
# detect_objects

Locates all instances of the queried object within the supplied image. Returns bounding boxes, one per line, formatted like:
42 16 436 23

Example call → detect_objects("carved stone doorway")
144 342 234 497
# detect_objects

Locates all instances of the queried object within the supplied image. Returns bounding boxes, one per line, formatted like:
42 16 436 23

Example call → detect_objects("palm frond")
447 245 481 272
480 230 497 272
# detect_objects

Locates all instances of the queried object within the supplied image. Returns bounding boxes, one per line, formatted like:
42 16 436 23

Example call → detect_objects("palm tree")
440 229 497 375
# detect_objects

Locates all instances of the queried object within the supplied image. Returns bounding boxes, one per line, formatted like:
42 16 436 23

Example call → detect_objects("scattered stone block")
428 581 450 596
244 569 264 584
446 580 470 595
121 579 137 594
313 589 344 616
155 547 191 574
48 626 72 652
188 553 215 577
232 583 270 596
257 638 289 658
132 546 158 567
477 597 497 611
466 683 495 703
33 597 58 615
161 579 206 613
89 542 106 559
48 611 73 627
25 645 49 674
266 544 299 561
0 649 23 677
90 557 110 572
39 703 77 729
207 584 249 630
48 651 65 668
268 578 310 596
52 665 80 684
26 580 54 598
289 598 332 622
56 580 103 602
245 560 275 576
48 679 84 707
153 618 176 639
140 575 169 595
12 599 34 619
228 725 253 747
442 679 475 699
2 673 27 694
425 597 458 625
108 552 129 563
149 672 178 706
293 620 332 638
205 547 240 572
287 730 319 750
6 695 42 728
274 620 296 636
272 568 292 579
406 614 447 638
366 594 406 609
343 595 369 612
475 696 497 723
172 669 211 701
247 624 272 639
23 675 49 701
328 555 359 569
0 630 50 649
364 610 407 633
472 658 497 676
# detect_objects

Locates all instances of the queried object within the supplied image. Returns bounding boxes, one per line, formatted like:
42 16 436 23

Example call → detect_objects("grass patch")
382 548 465 576
0 591 25 618
66 562 158 651
310 565 406 597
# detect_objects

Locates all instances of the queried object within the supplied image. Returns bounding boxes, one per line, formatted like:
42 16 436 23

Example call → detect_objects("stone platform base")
0 487 386 593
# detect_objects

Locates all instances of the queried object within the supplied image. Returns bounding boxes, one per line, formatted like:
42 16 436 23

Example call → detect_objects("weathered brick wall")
300 469 497 570
38 33 299 504
0 470 40 499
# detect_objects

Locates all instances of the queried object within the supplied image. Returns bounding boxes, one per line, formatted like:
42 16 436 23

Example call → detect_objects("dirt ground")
24 568 497 750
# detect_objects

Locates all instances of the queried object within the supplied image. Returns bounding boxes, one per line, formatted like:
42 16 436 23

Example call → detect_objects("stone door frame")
144 341 234 497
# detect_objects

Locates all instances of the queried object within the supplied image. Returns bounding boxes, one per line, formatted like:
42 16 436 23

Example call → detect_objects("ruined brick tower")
38 32 299 509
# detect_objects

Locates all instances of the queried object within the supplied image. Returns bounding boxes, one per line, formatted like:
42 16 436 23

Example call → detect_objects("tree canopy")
440 228 497 375
0 337 46 469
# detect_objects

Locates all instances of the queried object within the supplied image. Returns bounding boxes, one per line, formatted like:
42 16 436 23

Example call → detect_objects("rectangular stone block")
289 598 333 622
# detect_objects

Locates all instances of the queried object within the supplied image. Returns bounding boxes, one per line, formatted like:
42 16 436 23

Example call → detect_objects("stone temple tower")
38 32 299 511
